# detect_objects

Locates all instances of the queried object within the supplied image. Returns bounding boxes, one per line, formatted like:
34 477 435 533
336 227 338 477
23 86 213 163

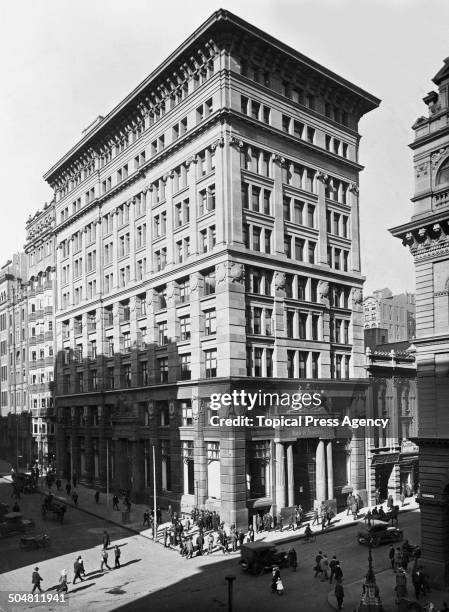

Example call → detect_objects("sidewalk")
23 475 420 549
327 567 449 611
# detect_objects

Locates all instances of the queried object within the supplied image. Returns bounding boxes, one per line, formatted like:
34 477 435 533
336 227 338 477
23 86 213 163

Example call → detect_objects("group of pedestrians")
30 530 124 595
311 502 335 529
313 550 345 610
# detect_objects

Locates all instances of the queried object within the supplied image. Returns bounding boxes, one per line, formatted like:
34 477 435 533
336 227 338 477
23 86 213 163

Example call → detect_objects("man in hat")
114 545 121 569
32 567 43 593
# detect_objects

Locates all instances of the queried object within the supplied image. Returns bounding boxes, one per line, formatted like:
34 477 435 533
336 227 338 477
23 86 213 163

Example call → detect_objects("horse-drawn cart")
20 533 51 549
41 495 66 524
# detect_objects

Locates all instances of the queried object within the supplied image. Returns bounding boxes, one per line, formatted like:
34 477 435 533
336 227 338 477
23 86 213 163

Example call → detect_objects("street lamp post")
152 444 157 541
357 537 383 611
225 575 236 612
106 439 109 507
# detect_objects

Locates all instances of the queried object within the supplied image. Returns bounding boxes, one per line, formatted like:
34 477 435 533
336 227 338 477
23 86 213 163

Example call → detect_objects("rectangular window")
180 354 191 380
205 349 217 378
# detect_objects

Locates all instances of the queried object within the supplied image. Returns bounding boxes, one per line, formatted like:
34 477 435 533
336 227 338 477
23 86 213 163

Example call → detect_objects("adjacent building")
24 203 57 467
390 57 449 585
365 345 418 503
364 287 415 342
0 254 32 469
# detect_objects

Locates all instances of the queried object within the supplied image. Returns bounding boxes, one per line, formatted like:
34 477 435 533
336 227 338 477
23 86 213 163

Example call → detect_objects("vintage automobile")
239 541 289 575
20 533 51 549
0 512 35 537
357 520 403 547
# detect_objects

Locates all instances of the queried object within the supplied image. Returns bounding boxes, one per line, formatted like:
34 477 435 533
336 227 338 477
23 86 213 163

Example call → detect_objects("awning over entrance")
371 452 400 466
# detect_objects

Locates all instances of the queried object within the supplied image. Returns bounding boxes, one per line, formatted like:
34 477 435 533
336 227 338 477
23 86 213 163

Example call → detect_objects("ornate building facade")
365 345 418 503
24 203 57 466
391 57 449 585
0 254 32 469
40 10 379 527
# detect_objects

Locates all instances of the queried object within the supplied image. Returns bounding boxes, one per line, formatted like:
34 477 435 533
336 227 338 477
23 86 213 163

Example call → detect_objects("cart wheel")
240 558 249 572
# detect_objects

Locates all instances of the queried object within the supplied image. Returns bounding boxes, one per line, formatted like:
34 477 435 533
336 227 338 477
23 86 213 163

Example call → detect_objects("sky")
1 0 448 295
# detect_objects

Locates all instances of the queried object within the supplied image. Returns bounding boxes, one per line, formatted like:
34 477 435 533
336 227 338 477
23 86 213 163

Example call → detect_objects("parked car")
14 472 37 493
0 512 35 537
357 520 403 547
239 541 289 575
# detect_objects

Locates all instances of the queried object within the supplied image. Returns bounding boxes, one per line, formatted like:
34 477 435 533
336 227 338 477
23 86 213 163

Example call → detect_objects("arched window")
436 157 449 187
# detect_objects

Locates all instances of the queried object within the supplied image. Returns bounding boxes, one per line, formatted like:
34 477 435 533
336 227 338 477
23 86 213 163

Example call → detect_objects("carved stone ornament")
147 291 154 306
431 147 448 168
352 288 363 305
229 135 244 148
317 171 329 183
229 262 244 284
169 400 175 416
318 280 329 301
415 162 429 178
166 282 175 301
274 271 286 291
216 262 227 286
148 401 154 417
348 182 359 194
190 273 199 293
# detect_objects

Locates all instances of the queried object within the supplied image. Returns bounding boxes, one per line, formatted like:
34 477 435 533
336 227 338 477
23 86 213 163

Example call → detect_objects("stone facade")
35 11 380 527
390 57 449 585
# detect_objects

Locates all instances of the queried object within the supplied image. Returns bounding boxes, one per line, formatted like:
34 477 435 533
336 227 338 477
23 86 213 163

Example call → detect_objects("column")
275 442 286 509
315 439 326 503
287 443 295 506
348 184 361 272
316 172 329 265
326 440 334 499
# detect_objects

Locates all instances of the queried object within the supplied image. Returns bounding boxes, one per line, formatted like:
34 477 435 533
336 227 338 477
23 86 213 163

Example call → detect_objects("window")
158 321 168 346
204 309 216 335
158 357 168 383
181 401 192 426
174 198 189 227
198 185 215 216
180 353 191 380
136 224 147 249
122 332 131 352
204 270 216 295
178 279 190 304
180 316 191 341
205 349 217 378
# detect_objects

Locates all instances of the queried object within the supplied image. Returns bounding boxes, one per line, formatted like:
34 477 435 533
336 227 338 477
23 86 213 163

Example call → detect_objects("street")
0 475 423 612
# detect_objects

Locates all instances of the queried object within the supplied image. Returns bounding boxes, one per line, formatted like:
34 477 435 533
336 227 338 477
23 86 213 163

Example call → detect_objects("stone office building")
24 204 57 466
0 254 32 469
390 57 449 585
43 10 379 527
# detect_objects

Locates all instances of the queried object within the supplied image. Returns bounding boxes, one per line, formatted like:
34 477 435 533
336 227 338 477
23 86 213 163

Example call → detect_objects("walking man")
66 481 71 496
100 548 111 571
329 556 339 584
103 530 111 549
143 509 150 526
72 490 78 506
31 567 43 593
114 545 121 569
314 551 323 578
320 554 329 581
56 478 62 492
389 545 395 570
112 494 119 511
73 556 84 584
94 490 100 504
57 569 68 593
335 582 344 610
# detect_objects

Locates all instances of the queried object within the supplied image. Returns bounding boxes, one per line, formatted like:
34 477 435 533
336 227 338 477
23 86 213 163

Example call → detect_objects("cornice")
409 120 449 150
43 9 378 187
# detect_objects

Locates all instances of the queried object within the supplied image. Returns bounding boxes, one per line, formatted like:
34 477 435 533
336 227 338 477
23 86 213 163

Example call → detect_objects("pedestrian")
72 490 78 506
374 487 380 505
112 494 119 511
271 566 281 594
103 530 111 549
72 474 77 488
100 548 111 571
156 507 162 525
287 547 298 571
320 554 329 581
312 508 319 526
196 532 204 555
412 567 424 599
351 502 358 520
395 567 408 600
230 530 237 552
31 567 43 593
247 525 255 542
94 490 100 504
185 536 194 559
57 569 68 593
207 532 214 555
335 582 344 610
329 556 339 583
389 545 395 570
163 528 169 548
365 509 372 527
314 551 323 578
143 510 150 527
12 501 20 512
387 495 394 510
334 563 343 584
304 523 313 542
66 482 71 496
73 556 84 584
114 545 121 569
238 529 245 548
394 547 402 572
